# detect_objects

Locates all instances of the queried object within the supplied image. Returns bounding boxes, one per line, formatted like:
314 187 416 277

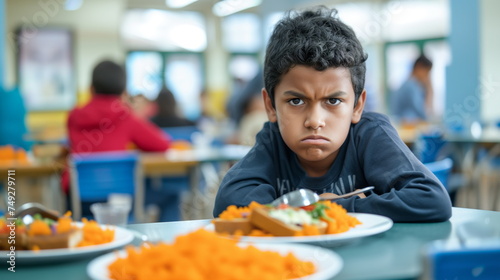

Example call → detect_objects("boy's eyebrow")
282 90 349 98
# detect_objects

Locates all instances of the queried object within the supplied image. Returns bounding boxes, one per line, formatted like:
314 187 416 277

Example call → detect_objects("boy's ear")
262 88 277 122
351 90 366 124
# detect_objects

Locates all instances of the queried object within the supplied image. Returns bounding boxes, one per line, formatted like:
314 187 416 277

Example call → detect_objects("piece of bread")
249 207 327 236
212 218 255 235
0 233 12 250
0 232 27 250
0 234 8 250
27 228 83 250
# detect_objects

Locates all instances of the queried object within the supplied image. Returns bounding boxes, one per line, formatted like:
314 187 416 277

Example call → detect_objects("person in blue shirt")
213 6 451 222
0 86 31 150
391 55 434 123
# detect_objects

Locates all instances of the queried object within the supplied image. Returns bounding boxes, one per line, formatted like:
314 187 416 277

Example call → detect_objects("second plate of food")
206 213 393 246
0 224 134 264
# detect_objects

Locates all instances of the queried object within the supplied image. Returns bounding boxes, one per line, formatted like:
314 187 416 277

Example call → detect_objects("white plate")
0 223 134 264
87 242 343 280
208 213 393 246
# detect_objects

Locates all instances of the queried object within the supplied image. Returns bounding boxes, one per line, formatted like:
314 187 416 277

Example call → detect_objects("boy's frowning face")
263 65 365 177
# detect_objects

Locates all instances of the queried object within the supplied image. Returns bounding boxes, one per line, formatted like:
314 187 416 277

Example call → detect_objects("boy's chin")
296 148 336 163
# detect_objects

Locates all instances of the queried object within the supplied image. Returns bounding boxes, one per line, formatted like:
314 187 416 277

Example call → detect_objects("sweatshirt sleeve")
335 115 452 222
213 128 279 217
129 115 171 152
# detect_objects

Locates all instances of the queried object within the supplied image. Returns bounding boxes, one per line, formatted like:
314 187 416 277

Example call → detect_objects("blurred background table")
141 145 251 221
0 160 65 215
0 145 251 221
444 128 500 211
396 122 500 212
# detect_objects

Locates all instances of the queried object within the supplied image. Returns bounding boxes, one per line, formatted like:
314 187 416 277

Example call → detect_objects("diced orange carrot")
108 229 315 280
77 219 115 247
217 201 264 220
27 220 52 236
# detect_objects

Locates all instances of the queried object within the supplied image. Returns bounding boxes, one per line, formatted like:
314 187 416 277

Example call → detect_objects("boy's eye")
327 98 341 105
288 98 304 106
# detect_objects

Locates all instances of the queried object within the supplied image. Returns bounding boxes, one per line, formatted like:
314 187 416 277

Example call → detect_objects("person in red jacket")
62 60 171 216
67 60 170 156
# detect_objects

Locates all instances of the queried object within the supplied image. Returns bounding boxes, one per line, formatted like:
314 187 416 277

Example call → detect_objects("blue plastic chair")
424 158 453 191
69 151 145 222
161 126 200 142
414 132 447 164
424 241 500 279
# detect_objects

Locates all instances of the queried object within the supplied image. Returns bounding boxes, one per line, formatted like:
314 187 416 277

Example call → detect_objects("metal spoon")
270 186 375 207
14 202 60 225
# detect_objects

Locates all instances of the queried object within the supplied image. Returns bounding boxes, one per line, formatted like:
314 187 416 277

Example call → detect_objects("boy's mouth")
301 135 329 144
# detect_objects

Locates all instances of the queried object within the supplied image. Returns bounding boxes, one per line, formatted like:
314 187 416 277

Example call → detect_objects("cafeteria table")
3 207 499 280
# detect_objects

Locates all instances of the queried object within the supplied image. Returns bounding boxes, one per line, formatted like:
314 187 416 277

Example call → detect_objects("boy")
213 7 451 222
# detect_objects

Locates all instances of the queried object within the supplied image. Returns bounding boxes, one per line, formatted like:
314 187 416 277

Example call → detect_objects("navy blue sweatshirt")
213 112 452 222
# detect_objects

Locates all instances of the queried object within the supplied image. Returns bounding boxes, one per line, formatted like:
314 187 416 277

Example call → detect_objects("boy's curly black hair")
264 6 368 107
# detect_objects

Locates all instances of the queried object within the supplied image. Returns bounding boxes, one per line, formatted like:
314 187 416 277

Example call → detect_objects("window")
126 52 163 100
164 54 204 120
126 51 205 121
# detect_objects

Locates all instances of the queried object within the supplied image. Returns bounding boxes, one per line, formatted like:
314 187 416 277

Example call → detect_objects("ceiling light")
166 0 198 8
212 0 262 17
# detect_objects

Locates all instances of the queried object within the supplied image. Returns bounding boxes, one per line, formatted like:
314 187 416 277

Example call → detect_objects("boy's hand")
356 190 367 199
319 190 367 200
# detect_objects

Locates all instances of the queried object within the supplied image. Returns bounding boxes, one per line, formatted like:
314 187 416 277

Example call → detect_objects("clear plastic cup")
90 202 130 227
108 193 132 209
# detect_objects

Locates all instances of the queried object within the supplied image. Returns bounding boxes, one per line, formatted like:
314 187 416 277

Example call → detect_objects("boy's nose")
304 106 326 129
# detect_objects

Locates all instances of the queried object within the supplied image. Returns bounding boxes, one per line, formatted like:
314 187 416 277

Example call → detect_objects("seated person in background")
150 87 195 128
130 94 157 120
63 60 171 213
226 68 264 127
238 93 268 146
213 6 452 222
0 86 31 151
225 69 268 146
67 60 170 156
391 55 434 124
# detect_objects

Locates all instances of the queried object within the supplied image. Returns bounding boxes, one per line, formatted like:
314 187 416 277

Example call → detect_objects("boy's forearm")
334 187 452 222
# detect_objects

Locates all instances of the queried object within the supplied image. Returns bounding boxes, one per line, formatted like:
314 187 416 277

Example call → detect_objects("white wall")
5 0 125 93
480 0 500 123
